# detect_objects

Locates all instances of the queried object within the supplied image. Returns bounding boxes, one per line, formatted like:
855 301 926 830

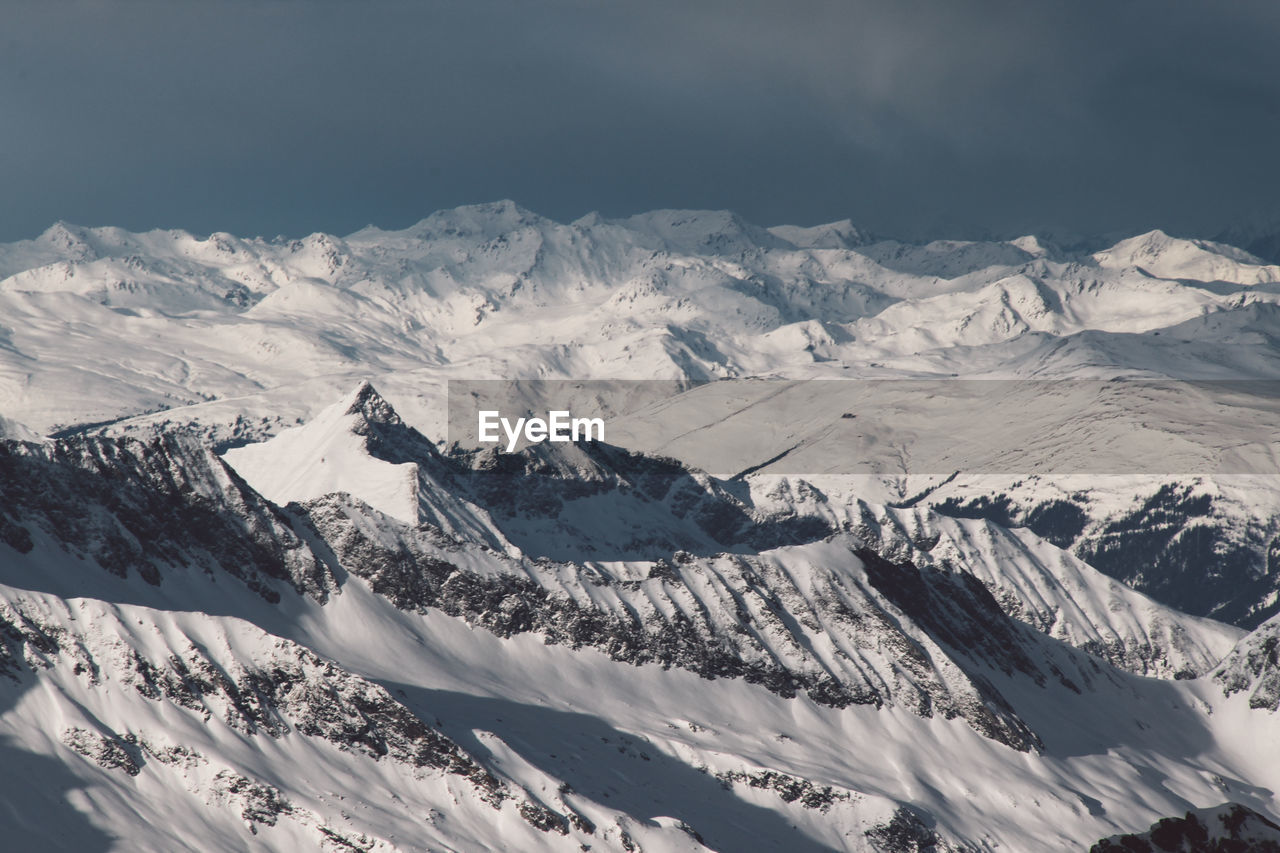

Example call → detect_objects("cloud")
1 0 1277 241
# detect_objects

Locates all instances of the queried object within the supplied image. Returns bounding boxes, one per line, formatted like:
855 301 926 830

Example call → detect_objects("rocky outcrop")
865 806 970 853
449 439 833 561
715 769 852 812
1091 803 1280 852
0 434 335 601
61 727 142 777
0 595 516 817
769 482 1242 680
1214 614 1280 711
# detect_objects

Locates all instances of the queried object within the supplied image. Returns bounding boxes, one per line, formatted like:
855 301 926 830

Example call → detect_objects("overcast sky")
3 0 1279 242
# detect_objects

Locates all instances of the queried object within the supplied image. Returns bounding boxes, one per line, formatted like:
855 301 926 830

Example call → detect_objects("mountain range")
2 203 1280 850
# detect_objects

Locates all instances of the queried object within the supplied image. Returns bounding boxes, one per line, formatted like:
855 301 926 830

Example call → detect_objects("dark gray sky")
4 0 1279 242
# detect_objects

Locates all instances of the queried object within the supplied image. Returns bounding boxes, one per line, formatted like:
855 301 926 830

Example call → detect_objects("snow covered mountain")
7 202 1280 440
3 204 1280 849
0 381 1273 850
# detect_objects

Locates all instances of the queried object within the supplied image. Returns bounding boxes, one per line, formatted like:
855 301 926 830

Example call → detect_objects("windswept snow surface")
223 382 422 524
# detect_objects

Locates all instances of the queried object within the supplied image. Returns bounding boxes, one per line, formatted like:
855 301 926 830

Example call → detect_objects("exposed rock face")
449 439 834 561
0 434 334 601
715 769 853 812
128 638 508 801
833 494 1241 680
729 473 1240 683
865 806 967 853
932 483 1280 630
211 770 294 832
0 595 514 815
1090 803 1280 853
1214 615 1280 711
61 726 142 777
300 487 1093 752
300 492 882 707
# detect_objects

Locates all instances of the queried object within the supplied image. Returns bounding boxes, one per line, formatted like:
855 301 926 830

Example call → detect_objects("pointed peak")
222 383 423 525
346 378 376 403
616 208 790 253
340 380 402 427
1094 228 1276 275
1008 235 1059 259
769 218 870 250
38 221 98 260
401 200 552 241
41 220 82 237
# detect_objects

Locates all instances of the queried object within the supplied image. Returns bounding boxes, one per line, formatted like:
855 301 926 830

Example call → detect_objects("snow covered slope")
0 590 569 853
222 381 504 548
747 476 1244 680
596 376 1280 627
223 381 423 524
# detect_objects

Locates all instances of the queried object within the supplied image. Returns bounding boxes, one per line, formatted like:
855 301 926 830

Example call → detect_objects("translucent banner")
446 379 1280 476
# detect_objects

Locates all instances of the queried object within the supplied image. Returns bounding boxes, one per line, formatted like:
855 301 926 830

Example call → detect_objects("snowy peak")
1093 229 1280 284
222 383 508 547
222 382 424 525
39 221 99 261
343 379 404 432
0 221 100 279
768 218 868 250
1008 234 1056 258
397 199 549 242
613 209 792 254
15 202 1280 440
